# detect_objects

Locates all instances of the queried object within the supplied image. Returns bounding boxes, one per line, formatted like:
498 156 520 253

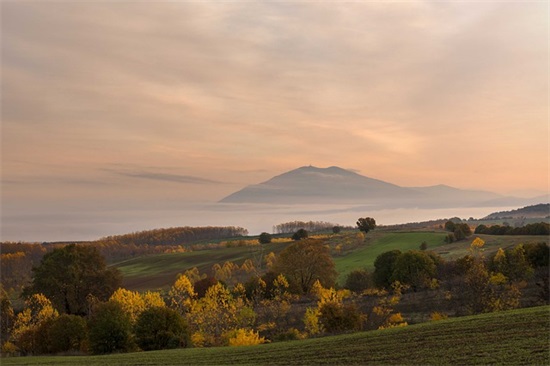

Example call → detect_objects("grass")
334 231 448 282
3 305 549 365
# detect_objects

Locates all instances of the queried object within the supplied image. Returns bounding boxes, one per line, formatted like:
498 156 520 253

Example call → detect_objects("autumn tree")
47 314 87 354
109 288 165 324
11 293 59 355
0 289 15 350
25 244 122 315
272 239 337 294
344 269 373 293
356 217 376 234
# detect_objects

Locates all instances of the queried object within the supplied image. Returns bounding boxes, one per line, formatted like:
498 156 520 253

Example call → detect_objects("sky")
1 1 549 241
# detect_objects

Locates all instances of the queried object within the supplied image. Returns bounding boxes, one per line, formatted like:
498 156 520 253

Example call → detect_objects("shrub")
344 269 372 293
226 328 265 346
292 229 309 241
318 302 364 334
258 232 272 244
135 306 189 351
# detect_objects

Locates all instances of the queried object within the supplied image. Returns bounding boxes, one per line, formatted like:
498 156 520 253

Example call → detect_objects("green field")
334 231 448 282
3 305 549 365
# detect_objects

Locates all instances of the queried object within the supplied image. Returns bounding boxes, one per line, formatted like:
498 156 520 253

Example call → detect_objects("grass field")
3 305 549 365
334 231 448 282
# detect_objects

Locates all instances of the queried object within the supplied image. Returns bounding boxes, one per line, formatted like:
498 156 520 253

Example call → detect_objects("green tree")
391 251 437 291
373 250 402 289
135 306 189 351
273 239 337 293
356 217 376 234
332 226 342 234
48 314 87 354
291 229 309 241
258 232 272 244
25 244 122 315
88 301 134 355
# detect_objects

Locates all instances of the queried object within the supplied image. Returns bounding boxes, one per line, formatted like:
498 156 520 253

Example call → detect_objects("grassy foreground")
3 305 549 366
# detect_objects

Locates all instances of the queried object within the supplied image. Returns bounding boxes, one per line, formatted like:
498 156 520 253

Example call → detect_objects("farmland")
3 305 548 366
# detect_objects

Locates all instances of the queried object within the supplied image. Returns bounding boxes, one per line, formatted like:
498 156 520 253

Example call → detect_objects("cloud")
107 169 224 185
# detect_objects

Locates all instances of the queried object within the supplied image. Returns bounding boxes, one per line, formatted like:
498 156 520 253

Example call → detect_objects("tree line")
474 222 549 236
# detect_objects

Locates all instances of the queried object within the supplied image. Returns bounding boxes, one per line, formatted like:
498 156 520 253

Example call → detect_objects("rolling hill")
219 165 525 208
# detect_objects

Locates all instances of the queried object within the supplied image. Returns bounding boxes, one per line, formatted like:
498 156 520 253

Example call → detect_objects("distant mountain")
219 166 526 208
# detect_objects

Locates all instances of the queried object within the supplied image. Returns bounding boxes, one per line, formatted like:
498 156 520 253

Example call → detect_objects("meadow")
3 305 548 366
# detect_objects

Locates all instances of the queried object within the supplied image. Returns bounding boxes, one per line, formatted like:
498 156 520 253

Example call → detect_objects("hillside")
4 305 549 365
483 203 550 219
219 165 517 207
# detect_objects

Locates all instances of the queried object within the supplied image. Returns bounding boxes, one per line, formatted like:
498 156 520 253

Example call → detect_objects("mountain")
219 166 516 207
483 204 550 219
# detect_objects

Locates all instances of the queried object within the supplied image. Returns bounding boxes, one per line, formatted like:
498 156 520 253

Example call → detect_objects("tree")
135 307 189 351
291 229 309 241
258 232 272 244
272 239 337 293
25 244 122 315
48 314 87 354
373 250 402 289
0 289 15 348
109 288 165 324
88 301 133 354
344 269 372 293
356 217 376 234
391 251 437 291
332 226 342 234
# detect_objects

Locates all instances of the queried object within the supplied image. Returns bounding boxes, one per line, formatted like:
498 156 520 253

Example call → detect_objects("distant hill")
219 165 524 208
483 204 550 219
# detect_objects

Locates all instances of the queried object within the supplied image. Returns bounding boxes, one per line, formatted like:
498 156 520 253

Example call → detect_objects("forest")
0 218 548 357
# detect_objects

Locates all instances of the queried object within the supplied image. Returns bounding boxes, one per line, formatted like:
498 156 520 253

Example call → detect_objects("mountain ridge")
219 166 529 208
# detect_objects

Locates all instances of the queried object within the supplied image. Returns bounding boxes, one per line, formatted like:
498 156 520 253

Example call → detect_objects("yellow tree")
11 294 59 355
187 283 255 347
169 274 196 316
109 288 164 324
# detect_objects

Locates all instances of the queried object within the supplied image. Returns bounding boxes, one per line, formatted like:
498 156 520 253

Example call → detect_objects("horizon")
2 2 548 241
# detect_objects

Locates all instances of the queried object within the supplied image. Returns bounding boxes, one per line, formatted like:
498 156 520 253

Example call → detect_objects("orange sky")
1 1 548 240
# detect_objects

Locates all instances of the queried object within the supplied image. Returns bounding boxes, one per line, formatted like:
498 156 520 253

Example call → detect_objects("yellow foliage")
110 288 164 323
430 311 448 321
471 237 485 250
489 272 507 285
169 274 196 315
303 307 322 335
226 328 266 347
378 312 408 329
264 252 276 270
183 267 205 285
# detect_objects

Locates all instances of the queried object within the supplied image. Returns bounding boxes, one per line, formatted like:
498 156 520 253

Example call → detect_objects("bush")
344 269 372 293
258 232 272 244
318 302 363 334
88 301 134 355
135 306 189 351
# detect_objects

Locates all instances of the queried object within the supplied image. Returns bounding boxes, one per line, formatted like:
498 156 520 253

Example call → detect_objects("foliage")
88 301 134 355
522 242 549 268
332 226 342 234
1 289 15 347
10 294 59 355
194 277 219 298
273 239 337 293
48 314 88 354
187 283 255 347
25 244 122 315
226 329 265 347
258 232 272 244
356 217 376 234
391 251 438 291
109 288 165 324
169 274 197 315
344 269 372 293
135 307 189 351
475 222 549 236
318 302 364 334
273 221 339 234
291 229 309 241
373 250 402 289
